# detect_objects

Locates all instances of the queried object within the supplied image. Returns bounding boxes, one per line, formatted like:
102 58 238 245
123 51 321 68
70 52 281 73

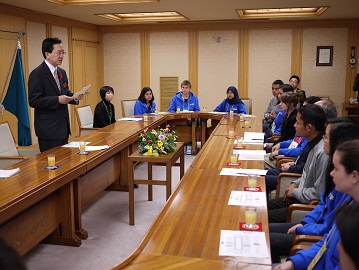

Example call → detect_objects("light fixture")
47 0 159 5
237 7 329 19
96 11 188 22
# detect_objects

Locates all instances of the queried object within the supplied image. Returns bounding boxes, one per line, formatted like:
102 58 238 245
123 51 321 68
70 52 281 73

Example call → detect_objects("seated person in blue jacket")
93 86 116 128
273 139 359 270
264 135 308 169
134 86 156 115
336 202 359 270
168 80 200 112
213 86 247 114
269 119 359 264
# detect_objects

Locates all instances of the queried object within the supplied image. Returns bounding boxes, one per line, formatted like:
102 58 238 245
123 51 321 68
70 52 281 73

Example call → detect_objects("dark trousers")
38 136 69 152
265 168 283 192
269 223 297 263
267 197 302 223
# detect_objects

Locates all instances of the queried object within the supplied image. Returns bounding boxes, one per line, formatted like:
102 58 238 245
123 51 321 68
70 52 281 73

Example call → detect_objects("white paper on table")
233 150 266 160
118 117 142 121
219 230 270 260
220 168 267 176
228 190 267 207
73 84 91 99
207 111 227 114
243 114 257 118
243 132 264 145
0 168 21 179
62 142 91 148
85 145 109 151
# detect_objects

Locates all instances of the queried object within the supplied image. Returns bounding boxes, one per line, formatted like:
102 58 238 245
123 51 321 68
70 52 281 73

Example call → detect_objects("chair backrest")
319 96 330 101
0 122 19 156
76 105 94 128
241 98 252 115
121 99 137 117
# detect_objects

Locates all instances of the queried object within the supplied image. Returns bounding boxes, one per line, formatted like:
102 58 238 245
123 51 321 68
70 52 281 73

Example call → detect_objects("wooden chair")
75 105 98 136
276 172 302 198
121 99 137 117
289 235 324 256
276 156 296 168
0 121 40 169
241 98 252 115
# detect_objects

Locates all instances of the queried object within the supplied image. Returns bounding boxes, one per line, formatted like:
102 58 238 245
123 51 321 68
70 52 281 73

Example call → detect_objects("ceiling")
1 0 359 26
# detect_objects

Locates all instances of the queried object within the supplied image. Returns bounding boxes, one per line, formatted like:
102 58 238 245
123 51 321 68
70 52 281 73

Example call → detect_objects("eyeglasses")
53 51 66 56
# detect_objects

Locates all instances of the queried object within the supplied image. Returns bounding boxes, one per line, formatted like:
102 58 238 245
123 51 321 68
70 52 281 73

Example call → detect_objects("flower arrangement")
138 125 178 156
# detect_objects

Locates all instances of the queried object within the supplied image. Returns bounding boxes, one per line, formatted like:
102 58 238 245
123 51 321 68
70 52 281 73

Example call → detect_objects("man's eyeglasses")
53 51 66 56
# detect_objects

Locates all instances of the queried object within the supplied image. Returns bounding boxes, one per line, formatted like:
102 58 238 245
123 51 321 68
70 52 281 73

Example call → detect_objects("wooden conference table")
0 115 166 255
0 112 270 269
113 116 271 269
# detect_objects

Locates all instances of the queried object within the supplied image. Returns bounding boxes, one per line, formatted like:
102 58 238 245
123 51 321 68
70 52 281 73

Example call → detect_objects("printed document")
219 230 270 261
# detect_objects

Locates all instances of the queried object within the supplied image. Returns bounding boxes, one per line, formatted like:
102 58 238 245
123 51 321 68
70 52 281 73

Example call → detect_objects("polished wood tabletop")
113 117 270 269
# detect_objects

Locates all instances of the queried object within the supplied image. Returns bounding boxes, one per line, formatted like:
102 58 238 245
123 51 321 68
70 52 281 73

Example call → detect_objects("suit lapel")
42 62 61 95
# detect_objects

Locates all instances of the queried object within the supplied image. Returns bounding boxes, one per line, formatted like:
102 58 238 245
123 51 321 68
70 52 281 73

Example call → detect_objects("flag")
3 44 32 146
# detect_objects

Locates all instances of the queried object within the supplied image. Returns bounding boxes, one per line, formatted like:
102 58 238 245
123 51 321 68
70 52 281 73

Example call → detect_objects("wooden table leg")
43 181 82 247
166 161 172 200
128 160 135 226
73 177 88 240
180 152 185 178
148 162 153 201
191 118 197 155
201 118 207 148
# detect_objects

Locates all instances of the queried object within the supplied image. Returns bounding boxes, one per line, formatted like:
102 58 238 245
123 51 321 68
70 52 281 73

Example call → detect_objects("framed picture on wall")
316 46 333 66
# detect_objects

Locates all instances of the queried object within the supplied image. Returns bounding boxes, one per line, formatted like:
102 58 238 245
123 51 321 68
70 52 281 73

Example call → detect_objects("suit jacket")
274 108 297 145
28 61 78 140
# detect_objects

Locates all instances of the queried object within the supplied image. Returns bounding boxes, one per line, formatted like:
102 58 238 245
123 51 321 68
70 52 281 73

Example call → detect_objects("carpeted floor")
23 154 195 270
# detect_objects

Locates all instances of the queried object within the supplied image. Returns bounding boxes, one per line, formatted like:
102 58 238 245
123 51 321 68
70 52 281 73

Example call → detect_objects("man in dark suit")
29 37 83 152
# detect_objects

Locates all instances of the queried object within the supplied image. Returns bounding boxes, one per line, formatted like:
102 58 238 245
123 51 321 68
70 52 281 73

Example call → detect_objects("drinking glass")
228 128 234 137
245 207 257 226
229 108 234 116
79 141 86 154
236 136 243 147
248 174 257 188
176 107 180 113
222 257 237 270
47 154 56 169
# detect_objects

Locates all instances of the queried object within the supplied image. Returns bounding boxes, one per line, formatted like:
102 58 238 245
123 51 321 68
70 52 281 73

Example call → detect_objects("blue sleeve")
289 238 325 270
193 96 200 111
278 140 308 157
214 100 225 112
297 192 350 236
299 191 326 225
168 97 177 112
134 100 143 115
279 140 292 148
150 101 156 113
238 103 247 114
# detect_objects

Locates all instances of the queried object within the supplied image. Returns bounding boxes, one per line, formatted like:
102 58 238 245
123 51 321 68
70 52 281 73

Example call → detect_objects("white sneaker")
186 143 192 155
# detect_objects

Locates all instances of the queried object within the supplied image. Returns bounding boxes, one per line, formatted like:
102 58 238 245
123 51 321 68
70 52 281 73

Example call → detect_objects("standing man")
353 73 359 106
29 37 83 152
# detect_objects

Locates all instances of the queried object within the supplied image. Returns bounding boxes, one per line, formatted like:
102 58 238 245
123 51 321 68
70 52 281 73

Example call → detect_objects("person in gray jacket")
267 104 328 223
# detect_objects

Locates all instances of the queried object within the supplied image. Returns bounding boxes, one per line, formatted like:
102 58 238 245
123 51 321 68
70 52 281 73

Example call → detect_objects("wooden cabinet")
343 102 359 119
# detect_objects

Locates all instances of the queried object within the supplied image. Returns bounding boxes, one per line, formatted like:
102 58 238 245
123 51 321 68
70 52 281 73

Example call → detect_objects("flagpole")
0 27 25 113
